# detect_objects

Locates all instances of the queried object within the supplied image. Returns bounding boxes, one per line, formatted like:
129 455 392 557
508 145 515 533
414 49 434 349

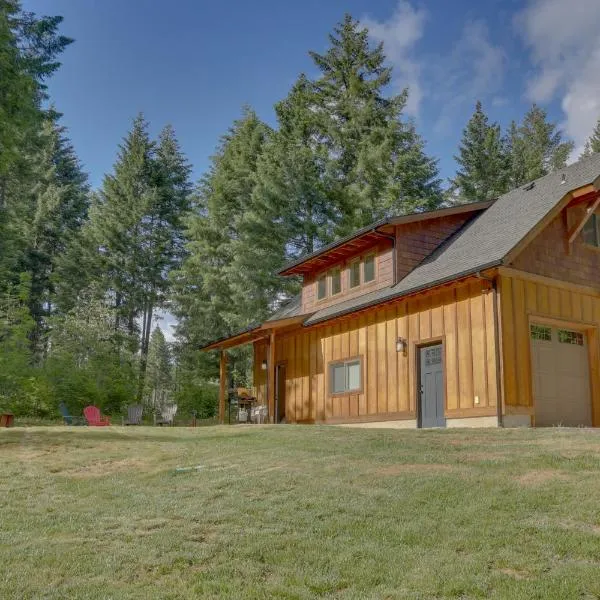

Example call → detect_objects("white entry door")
530 324 592 427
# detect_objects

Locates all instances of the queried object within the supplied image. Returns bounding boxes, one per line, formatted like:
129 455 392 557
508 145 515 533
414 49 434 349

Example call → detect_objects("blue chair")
59 403 86 426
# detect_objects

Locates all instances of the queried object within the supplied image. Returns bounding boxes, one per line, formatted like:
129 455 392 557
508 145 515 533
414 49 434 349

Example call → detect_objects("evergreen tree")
507 104 573 187
0 1 72 291
173 109 270 384
450 101 509 203
308 14 441 234
247 13 441 277
71 115 191 398
23 116 88 360
581 117 600 158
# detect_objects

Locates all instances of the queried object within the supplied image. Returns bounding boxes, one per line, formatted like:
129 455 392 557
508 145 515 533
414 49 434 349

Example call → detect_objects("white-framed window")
316 274 327 300
329 358 362 394
349 260 361 289
530 324 552 341
330 267 342 295
582 213 599 247
363 254 376 283
558 329 584 346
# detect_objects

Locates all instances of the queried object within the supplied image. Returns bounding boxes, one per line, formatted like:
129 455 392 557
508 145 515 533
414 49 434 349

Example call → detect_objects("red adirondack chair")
83 405 111 426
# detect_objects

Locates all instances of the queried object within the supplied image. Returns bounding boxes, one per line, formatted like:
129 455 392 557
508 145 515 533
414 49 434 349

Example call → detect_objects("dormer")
278 201 493 314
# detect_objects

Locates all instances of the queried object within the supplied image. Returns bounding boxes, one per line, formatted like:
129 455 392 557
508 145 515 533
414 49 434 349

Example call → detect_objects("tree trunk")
136 299 154 401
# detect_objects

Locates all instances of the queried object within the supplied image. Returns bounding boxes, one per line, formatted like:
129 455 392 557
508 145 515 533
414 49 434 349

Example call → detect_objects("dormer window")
582 213 599 247
363 254 376 283
331 267 342 295
317 274 327 300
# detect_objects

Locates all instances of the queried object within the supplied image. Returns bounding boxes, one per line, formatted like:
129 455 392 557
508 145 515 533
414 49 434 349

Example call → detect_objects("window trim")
330 266 342 296
316 273 328 301
363 253 377 284
348 258 361 289
328 356 363 396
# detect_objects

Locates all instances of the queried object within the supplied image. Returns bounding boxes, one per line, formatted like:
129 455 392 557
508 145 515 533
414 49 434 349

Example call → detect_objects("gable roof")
202 153 600 349
305 153 600 325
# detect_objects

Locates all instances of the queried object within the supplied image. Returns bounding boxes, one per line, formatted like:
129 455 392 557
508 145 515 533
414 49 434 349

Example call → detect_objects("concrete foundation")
502 414 532 427
446 416 499 428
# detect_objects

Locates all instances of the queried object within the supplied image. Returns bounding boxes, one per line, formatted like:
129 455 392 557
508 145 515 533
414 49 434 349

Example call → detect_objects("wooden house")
203 155 600 428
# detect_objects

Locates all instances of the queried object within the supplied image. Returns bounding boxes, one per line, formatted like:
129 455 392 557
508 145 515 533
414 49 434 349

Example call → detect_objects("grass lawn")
2 426 600 599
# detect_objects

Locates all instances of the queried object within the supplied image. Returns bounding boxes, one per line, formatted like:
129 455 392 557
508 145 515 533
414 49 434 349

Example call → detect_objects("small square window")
363 254 376 283
530 324 552 341
582 214 599 247
558 330 584 346
349 261 361 288
317 275 327 300
329 359 362 394
331 268 342 295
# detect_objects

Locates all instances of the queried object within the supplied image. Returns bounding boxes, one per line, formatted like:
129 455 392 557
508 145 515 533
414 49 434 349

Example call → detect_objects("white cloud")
363 1 427 115
431 20 505 133
516 0 600 153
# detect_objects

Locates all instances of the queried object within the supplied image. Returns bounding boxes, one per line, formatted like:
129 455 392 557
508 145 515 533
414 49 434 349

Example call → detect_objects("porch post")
219 350 227 424
267 331 276 423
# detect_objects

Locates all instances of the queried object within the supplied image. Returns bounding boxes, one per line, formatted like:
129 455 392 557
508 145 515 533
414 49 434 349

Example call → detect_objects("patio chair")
154 404 177 426
122 404 143 426
83 405 111 427
59 402 85 426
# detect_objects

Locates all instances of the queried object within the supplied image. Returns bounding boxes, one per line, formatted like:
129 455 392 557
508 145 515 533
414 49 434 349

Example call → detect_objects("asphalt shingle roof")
300 153 600 325
206 153 600 347
305 156 600 324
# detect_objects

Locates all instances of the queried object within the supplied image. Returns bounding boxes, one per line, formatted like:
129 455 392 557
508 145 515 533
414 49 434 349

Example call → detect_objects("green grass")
2 426 600 599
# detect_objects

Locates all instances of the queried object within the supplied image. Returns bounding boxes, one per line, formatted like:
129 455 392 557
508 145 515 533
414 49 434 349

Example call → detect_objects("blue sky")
23 0 600 190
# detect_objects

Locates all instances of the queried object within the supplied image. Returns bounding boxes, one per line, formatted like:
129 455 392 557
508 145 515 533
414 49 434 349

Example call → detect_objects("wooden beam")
267 331 276 423
567 196 600 245
219 351 227 424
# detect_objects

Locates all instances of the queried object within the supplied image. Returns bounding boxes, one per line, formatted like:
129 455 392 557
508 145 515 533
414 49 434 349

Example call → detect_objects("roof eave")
277 200 494 277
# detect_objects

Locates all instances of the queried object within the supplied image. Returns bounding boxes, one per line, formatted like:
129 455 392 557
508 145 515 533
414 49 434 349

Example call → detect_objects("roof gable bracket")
567 195 600 251
504 182 598 266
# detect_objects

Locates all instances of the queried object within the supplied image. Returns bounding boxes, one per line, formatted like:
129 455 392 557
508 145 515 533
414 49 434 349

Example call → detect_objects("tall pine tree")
581 117 600 158
450 101 508 203
69 115 191 398
507 104 573 187
172 109 270 385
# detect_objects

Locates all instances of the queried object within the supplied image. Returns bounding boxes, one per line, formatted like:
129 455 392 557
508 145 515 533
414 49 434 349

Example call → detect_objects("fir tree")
581 117 600 158
24 116 89 360
173 109 270 384
507 104 573 187
450 101 509 203
308 14 441 233
73 115 191 398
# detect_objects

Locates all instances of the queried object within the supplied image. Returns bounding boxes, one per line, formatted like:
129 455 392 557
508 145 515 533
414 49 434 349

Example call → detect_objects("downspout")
477 271 504 427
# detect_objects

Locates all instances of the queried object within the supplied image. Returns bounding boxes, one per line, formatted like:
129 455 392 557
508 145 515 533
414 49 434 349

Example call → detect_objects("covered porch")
202 315 306 424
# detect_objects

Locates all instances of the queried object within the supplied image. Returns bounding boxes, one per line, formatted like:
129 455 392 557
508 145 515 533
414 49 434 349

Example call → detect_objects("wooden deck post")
219 350 227 424
268 331 276 423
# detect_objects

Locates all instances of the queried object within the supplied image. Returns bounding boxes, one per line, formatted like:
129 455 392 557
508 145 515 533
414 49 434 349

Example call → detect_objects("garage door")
530 324 592 427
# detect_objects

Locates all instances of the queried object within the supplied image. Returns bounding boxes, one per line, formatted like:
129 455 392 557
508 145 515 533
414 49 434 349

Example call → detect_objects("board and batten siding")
254 279 498 423
498 270 600 425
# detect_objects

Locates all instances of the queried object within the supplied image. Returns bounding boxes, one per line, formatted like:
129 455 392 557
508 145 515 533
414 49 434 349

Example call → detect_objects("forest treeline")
1 3 599 419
